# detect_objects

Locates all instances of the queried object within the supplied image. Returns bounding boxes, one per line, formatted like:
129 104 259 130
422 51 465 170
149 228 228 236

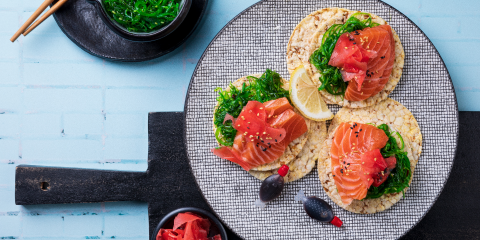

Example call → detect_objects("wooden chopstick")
22 0 69 37
10 0 55 42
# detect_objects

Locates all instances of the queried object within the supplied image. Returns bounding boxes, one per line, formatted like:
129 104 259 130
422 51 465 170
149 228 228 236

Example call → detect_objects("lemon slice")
289 65 334 121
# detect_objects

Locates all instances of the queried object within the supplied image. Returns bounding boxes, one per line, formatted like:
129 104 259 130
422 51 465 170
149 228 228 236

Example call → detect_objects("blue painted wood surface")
0 0 476 239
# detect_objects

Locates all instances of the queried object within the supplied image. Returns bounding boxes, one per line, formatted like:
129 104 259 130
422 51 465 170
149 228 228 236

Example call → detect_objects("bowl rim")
87 0 192 42
151 207 228 240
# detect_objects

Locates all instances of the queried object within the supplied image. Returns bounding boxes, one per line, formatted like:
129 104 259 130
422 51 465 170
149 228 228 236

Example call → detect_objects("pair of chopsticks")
10 0 68 42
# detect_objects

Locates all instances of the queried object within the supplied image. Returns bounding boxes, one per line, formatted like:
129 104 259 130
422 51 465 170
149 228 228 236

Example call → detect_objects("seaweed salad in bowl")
87 0 192 41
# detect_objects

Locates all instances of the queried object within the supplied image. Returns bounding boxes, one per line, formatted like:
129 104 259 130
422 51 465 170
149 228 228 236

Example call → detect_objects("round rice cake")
318 98 422 214
287 7 405 108
213 74 311 171
287 8 346 74
249 120 327 182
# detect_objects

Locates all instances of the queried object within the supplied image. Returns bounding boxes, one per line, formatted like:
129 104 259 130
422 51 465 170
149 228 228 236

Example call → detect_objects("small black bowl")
152 207 228 240
86 0 192 42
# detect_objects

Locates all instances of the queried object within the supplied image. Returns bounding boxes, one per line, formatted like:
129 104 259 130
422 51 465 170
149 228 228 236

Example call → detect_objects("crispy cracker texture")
249 120 327 182
286 7 405 108
318 98 422 214
213 74 311 171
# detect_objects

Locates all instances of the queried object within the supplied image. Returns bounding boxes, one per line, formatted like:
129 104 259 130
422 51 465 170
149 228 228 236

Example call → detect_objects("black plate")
52 0 208 62
151 207 228 240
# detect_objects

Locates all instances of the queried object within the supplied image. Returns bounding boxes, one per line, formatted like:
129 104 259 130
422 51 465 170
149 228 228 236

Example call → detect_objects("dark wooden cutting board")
15 112 480 239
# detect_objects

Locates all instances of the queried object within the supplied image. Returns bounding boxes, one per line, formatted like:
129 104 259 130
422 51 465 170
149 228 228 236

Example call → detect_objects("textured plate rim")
52 0 209 62
183 0 459 239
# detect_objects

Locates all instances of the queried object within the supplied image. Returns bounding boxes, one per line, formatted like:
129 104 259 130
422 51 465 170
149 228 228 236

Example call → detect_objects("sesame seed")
352 143 355 145
368 178 370 181
237 124 240 127
346 173 349 176
352 147 355 149
263 132 266 134
256 132 259 135
251 139 254 142
361 92 364 95
257 113 259 116
362 162 365 164
248 122 250 124
241 116 245 120
244 132 247 135
249 135 253 138
247 127 250 129
260 107 263 109
345 47 348 49
374 158 377 161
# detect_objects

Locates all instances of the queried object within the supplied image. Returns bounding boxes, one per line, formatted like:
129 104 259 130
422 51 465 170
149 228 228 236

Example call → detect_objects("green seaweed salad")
103 0 181 33
366 124 411 199
309 13 380 96
214 69 289 147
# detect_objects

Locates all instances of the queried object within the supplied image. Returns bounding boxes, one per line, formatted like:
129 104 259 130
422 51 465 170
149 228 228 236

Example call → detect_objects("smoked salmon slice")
264 97 294 118
330 122 389 205
212 98 308 171
344 25 395 101
267 109 308 147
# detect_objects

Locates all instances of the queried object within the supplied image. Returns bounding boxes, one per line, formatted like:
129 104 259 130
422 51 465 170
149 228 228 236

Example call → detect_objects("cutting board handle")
15 165 147 205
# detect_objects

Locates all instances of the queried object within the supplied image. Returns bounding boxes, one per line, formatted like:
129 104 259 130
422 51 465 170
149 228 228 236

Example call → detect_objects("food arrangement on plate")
210 7 422 223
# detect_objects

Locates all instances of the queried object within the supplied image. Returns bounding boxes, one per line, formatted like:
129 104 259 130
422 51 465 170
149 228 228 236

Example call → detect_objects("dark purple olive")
295 190 343 227
259 174 284 202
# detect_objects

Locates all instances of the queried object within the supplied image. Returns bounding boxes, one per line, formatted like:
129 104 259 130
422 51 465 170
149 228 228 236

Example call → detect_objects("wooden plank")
14 112 480 239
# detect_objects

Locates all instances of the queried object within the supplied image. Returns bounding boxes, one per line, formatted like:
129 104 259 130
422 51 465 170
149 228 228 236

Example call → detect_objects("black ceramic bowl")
86 0 192 42
152 207 228 240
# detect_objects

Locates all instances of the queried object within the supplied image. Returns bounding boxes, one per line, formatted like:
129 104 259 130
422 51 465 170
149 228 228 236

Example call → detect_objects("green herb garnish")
103 0 181 33
365 124 411 199
214 69 289 146
309 13 380 96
